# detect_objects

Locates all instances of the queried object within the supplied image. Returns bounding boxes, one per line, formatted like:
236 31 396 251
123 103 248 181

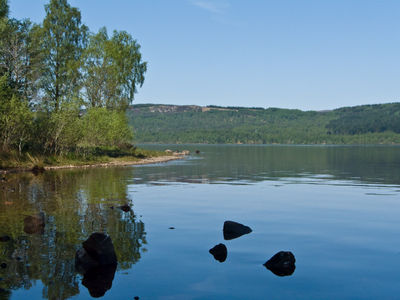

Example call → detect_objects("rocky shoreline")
0 154 185 174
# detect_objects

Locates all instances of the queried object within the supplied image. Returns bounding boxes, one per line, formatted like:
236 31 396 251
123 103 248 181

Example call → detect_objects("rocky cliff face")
129 104 202 114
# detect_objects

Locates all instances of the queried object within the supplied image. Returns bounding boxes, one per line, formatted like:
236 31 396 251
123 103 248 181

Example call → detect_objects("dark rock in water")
0 235 11 242
118 204 131 212
76 233 118 297
168 227 175 230
195 150 200 154
76 233 117 274
81 233 117 266
263 251 296 277
75 247 100 272
134 297 140 300
23 212 45 234
31 165 45 175
0 263 7 269
82 264 117 298
209 243 227 262
223 220 252 240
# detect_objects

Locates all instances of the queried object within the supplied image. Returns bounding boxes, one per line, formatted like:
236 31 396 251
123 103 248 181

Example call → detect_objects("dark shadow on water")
81 264 117 298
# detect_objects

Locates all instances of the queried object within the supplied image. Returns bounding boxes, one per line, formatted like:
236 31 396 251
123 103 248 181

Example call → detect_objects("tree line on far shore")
0 0 146 156
128 103 400 144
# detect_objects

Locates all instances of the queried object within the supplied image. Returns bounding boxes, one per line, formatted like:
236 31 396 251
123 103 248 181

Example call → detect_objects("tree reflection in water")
0 168 146 299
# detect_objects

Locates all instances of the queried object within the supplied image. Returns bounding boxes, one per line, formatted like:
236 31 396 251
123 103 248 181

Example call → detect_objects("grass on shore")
0 146 167 170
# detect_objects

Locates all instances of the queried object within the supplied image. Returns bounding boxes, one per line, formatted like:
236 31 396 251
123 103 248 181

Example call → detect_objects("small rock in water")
134 297 140 300
168 227 175 230
31 165 45 176
195 150 200 154
209 243 227 263
75 233 118 297
23 212 45 234
81 233 117 266
0 263 7 269
0 236 11 242
263 251 296 277
223 220 252 240
118 204 131 212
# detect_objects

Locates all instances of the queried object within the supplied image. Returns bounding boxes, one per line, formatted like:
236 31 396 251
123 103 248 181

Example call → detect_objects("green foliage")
32 0 88 111
326 103 400 134
0 0 8 19
83 27 147 110
0 18 40 101
43 103 83 155
0 0 146 164
0 75 33 153
128 104 400 144
81 107 133 147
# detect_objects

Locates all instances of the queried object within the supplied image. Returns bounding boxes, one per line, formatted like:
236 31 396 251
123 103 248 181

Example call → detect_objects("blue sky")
8 0 400 110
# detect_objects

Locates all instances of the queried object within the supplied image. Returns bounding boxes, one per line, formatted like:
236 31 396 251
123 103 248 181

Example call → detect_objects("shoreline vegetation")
0 0 152 172
0 148 188 174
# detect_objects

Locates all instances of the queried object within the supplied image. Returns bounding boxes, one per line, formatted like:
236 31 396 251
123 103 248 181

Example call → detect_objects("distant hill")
127 103 400 144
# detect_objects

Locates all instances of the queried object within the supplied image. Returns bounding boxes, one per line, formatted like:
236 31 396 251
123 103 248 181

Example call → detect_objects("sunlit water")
1 145 400 299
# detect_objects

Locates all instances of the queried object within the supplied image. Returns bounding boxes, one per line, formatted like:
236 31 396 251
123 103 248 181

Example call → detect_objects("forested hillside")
128 103 400 144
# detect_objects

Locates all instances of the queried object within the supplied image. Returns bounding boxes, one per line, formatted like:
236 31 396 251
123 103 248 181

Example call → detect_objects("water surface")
1 145 400 299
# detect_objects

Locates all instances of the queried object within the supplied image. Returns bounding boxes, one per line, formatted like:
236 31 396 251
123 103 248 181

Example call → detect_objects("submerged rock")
76 233 118 297
209 243 227 262
263 251 296 277
223 221 252 240
23 212 45 234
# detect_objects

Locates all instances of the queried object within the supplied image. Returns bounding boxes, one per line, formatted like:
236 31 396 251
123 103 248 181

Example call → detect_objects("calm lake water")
1 145 400 300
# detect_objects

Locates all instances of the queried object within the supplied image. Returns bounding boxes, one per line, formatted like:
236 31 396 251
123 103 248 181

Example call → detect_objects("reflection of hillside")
0 169 146 299
135 145 400 186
